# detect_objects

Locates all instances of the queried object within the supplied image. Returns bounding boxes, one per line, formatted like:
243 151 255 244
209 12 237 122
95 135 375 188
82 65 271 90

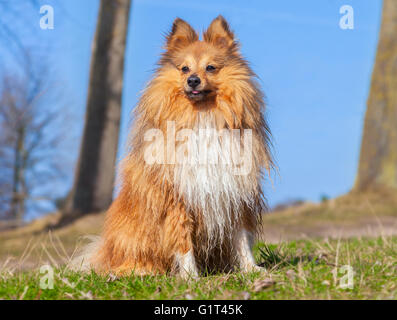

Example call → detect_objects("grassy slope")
1 237 396 300
1 189 397 299
261 189 397 241
0 212 105 269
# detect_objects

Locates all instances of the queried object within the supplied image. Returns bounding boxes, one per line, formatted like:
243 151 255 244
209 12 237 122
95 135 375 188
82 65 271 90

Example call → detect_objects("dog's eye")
206 65 216 72
181 66 189 73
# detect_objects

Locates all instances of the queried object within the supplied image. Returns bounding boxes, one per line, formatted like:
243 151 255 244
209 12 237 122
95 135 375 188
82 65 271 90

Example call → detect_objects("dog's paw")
241 264 266 274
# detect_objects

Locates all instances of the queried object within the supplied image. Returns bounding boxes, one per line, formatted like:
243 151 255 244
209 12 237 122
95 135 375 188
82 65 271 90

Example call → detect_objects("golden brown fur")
89 16 273 276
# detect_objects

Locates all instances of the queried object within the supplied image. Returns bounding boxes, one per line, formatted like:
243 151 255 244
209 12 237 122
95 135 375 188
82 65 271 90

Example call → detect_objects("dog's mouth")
186 89 212 100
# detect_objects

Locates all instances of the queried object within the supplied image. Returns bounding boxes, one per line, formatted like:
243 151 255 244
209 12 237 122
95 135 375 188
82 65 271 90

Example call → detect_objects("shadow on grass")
256 243 324 269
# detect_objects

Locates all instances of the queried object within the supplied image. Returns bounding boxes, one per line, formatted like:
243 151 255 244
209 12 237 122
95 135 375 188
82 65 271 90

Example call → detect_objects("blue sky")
1 0 383 213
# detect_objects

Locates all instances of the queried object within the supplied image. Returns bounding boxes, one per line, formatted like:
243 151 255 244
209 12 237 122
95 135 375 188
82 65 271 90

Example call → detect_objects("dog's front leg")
166 205 198 279
234 228 264 273
176 249 198 279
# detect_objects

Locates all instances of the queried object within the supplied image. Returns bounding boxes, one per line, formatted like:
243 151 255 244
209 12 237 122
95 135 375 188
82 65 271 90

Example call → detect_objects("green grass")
1 236 396 300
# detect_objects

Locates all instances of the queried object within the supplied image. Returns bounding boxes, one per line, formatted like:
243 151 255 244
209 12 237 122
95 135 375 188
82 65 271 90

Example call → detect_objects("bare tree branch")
0 51 72 221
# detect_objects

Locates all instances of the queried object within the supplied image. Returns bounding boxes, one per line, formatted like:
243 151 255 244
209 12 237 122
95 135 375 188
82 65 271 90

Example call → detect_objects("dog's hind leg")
234 228 264 273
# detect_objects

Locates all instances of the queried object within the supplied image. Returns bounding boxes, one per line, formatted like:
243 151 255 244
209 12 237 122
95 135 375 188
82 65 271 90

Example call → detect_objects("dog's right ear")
166 18 198 51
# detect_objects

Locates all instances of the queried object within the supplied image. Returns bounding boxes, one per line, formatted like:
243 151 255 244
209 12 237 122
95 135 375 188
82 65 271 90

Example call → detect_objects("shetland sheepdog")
79 16 272 278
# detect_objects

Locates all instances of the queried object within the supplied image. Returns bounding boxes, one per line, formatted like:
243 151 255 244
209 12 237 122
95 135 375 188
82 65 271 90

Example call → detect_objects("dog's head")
160 16 248 104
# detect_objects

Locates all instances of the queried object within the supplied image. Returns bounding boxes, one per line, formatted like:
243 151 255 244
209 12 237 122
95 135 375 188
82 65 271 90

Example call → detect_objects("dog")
81 16 272 278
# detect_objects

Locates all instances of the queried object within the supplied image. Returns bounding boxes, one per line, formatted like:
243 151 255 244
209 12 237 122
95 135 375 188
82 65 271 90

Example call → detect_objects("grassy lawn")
1 236 396 300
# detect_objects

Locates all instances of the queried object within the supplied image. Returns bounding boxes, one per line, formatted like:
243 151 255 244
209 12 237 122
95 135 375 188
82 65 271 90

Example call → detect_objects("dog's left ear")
203 15 237 51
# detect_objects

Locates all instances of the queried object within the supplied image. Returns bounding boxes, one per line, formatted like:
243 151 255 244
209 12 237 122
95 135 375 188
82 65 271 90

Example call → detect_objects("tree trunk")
66 0 131 215
355 0 397 191
11 127 25 222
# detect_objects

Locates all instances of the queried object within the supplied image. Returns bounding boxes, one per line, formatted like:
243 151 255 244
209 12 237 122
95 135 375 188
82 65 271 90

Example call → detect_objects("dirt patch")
261 188 397 242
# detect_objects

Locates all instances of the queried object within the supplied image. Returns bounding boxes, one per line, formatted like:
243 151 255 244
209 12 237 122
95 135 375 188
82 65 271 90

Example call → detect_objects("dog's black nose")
187 75 201 88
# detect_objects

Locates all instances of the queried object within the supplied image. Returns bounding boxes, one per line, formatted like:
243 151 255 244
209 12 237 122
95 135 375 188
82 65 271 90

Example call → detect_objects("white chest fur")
172 112 257 243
